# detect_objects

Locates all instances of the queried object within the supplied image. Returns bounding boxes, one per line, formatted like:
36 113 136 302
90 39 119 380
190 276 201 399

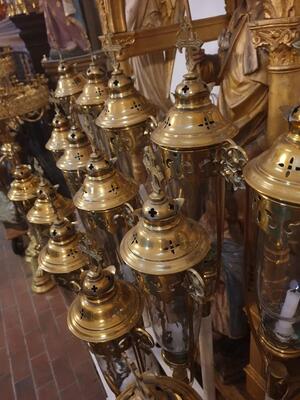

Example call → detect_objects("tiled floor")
0 228 105 400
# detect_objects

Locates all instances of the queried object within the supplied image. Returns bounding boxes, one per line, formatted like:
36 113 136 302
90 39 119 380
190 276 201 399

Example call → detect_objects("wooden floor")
0 226 105 400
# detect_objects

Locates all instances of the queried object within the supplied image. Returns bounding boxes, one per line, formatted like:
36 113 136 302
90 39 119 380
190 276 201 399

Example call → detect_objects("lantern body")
96 68 156 184
120 189 210 378
246 189 300 351
244 107 300 357
68 268 159 395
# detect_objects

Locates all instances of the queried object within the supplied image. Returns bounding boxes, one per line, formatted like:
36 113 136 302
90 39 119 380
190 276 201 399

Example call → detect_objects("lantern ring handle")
133 327 155 349
185 267 205 302
220 139 248 191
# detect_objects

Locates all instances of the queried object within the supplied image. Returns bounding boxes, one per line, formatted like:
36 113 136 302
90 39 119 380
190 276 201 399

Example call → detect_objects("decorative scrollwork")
220 139 248 190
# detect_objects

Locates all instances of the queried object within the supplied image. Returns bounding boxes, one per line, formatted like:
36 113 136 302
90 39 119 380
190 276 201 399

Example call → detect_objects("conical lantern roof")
39 217 88 274
151 73 237 150
8 165 40 202
76 60 108 108
45 110 70 153
73 151 138 212
56 125 92 171
54 61 86 99
67 265 143 342
95 67 155 129
120 188 210 275
244 106 300 205
117 374 202 400
27 179 74 225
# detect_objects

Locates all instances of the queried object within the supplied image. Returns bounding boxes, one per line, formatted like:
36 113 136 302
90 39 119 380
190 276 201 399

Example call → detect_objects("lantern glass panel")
250 190 300 348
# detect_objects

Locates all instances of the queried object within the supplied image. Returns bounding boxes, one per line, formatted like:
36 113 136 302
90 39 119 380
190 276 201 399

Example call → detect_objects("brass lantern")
73 150 139 279
45 109 70 161
56 124 92 196
120 147 210 380
8 164 40 262
117 373 202 400
67 261 158 395
26 179 75 293
54 61 85 115
38 217 88 291
95 66 156 184
76 58 108 152
244 106 300 397
8 164 40 215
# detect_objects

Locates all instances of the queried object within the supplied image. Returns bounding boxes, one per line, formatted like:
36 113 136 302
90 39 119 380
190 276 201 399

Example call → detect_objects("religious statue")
39 0 90 58
194 0 268 157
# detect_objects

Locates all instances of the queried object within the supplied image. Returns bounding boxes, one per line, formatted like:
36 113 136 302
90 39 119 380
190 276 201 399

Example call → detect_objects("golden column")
249 0 300 146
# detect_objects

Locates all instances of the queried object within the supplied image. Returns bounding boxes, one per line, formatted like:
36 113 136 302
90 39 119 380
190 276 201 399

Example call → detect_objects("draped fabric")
125 0 185 114
0 18 27 52
39 0 89 52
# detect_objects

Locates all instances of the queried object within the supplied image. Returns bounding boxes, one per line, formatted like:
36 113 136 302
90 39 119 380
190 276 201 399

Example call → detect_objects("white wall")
170 0 225 93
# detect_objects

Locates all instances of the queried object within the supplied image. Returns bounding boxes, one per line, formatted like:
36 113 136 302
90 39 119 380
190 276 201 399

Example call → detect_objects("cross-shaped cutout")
131 101 142 111
95 88 103 95
163 117 171 129
71 133 76 139
80 308 85 319
74 153 83 161
199 114 215 130
182 85 189 94
67 248 78 258
52 230 57 236
109 183 119 194
148 208 157 218
73 77 81 85
163 240 180 254
278 157 300 177
91 285 98 293
131 233 138 245
88 163 94 171
113 80 119 86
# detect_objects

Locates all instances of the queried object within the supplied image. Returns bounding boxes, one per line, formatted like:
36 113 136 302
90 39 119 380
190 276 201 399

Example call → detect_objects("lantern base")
31 268 56 294
161 350 189 382
260 332 300 360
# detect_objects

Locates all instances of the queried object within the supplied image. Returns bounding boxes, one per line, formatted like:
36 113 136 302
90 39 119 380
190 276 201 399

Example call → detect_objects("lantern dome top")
27 180 74 225
151 73 237 150
8 165 40 202
67 266 143 342
46 111 69 153
244 105 300 205
56 125 92 171
76 60 108 108
55 61 85 99
73 151 138 212
39 217 88 274
95 67 155 129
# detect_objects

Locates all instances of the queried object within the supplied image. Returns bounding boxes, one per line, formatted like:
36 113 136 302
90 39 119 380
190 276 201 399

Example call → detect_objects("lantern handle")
184 267 205 304
220 139 248 191
133 327 155 349
144 115 158 136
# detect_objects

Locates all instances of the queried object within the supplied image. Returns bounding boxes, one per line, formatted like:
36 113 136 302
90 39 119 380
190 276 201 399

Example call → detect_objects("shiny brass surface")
244 106 300 205
76 60 108 108
8 164 40 203
117 373 202 400
0 52 16 78
96 67 155 129
27 180 74 225
74 151 138 213
54 61 86 100
0 141 21 161
120 189 210 275
67 266 143 343
151 73 237 149
45 110 70 156
56 125 92 172
38 218 88 275
95 66 156 183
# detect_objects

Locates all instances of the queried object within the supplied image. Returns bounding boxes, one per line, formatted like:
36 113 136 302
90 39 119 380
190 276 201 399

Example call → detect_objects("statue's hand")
191 48 207 65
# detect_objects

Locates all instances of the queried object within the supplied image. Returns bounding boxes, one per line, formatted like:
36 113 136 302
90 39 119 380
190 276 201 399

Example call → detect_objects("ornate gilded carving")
263 0 296 19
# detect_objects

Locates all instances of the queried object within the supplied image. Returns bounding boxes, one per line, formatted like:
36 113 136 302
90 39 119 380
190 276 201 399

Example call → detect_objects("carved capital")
250 18 300 66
